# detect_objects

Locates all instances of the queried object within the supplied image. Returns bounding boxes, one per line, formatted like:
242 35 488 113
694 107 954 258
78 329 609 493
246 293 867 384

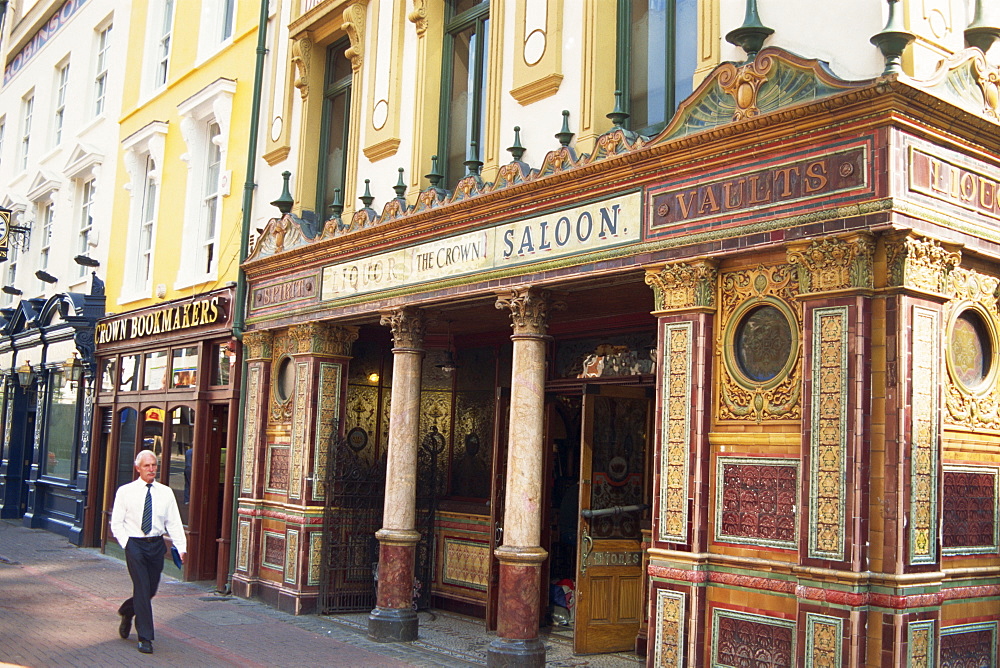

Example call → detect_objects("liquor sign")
0 207 10 262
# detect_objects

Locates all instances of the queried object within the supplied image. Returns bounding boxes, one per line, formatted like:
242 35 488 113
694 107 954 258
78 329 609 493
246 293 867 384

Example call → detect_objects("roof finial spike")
606 90 630 128
725 0 774 62
425 154 443 188
464 140 483 176
359 179 374 209
870 0 915 75
966 0 1000 53
393 167 407 200
555 110 574 147
507 126 526 162
270 170 294 215
329 188 344 219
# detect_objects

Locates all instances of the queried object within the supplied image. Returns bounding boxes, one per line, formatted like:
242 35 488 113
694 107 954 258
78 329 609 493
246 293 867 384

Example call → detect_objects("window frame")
315 38 353 218
20 93 33 172
54 61 70 146
437 0 490 188
155 0 175 89
77 178 96 278
94 23 113 117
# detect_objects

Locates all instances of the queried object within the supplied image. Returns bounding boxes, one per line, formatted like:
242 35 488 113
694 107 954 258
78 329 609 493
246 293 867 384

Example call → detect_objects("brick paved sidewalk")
0 520 479 668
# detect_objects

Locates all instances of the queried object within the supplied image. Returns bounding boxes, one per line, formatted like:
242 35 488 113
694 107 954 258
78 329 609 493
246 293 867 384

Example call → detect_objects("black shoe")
118 613 132 639
137 640 153 654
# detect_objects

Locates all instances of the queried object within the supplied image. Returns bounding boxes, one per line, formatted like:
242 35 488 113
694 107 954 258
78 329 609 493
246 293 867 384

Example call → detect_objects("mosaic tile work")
809 306 848 561
242 366 261 494
712 608 795 668
313 362 343 501
237 519 250 572
659 322 692 543
805 613 843 668
265 445 289 493
910 306 940 564
942 466 999 554
285 529 299 584
290 361 310 499
441 538 489 592
941 622 998 668
907 619 935 668
652 589 685 667
715 456 798 548
309 530 322 585
262 531 285 570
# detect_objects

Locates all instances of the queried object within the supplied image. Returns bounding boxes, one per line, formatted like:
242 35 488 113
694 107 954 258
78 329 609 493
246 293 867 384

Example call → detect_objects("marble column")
488 287 561 667
368 307 425 642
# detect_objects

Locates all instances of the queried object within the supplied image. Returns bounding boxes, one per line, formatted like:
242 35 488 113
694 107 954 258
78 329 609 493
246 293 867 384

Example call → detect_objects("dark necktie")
141 483 153 535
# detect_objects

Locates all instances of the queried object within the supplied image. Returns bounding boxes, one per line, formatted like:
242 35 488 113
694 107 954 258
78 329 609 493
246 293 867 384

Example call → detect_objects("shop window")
116 408 138 488
316 38 352 218
617 0 697 136
119 355 139 392
143 351 168 391
100 358 116 393
171 346 198 389
43 366 78 480
439 0 490 188
142 406 165 456
274 356 295 403
210 342 236 386
168 406 194 525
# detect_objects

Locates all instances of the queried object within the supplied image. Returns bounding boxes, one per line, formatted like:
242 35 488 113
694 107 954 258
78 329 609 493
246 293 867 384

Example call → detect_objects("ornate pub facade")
235 1 1000 666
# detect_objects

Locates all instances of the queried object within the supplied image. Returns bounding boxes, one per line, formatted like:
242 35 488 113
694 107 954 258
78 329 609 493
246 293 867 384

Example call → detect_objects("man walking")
110 449 186 654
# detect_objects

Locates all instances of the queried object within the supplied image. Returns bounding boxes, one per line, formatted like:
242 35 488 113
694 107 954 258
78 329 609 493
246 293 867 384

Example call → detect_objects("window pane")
142 407 164 457
168 406 193 525
143 351 168 391
674 0 697 107
116 408 138 488
446 26 475 184
100 358 115 393
322 90 348 211
171 347 198 389
211 342 236 386
44 370 77 479
629 0 667 131
119 355 139 392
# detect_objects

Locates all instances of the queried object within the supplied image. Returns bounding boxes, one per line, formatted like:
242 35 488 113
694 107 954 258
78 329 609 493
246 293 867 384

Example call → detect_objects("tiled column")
488 287 561 668
875 233 957 667
786 233 876 667
369 307 425 642
643 259 717 665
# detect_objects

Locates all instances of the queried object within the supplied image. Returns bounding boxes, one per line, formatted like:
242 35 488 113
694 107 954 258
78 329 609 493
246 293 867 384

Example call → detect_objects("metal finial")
425 154 443 188
606 90 630 128
464 140 483 176
871 0 915 75
270 170 294 215
393 168 407 200
555 110 574 147
725 0 774 61
966 0 1000 53
507 126 525 162
329 188 344 219
359 179 374 209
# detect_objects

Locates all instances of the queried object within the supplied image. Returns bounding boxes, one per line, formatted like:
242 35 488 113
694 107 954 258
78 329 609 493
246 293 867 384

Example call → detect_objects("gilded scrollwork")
972 51 1000 122
718 264 802 423
243 330 274 360
717 51 776 121
291 36 312 100
408 0 428 36
644 259 718 311
945 267 1000 430
343 2 367 72
885 234 961 295
786 234 875 294
270 330 296 423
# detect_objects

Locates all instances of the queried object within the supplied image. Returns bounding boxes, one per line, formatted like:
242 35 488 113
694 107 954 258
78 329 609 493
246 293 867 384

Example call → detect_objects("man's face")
136 456 157 484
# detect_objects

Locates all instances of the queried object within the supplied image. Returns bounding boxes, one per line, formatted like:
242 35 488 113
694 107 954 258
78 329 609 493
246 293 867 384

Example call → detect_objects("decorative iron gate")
319 423 386 614
414 425 445 610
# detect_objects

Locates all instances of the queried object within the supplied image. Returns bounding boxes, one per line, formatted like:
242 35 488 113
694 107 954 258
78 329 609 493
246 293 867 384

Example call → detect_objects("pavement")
0 520 643 667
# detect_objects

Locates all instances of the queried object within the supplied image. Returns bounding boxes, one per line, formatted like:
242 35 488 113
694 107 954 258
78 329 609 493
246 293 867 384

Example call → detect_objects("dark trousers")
119 537 165 642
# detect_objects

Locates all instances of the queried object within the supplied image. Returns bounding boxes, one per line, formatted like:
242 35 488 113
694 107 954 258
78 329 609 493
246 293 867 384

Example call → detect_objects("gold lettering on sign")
95 296 224 345
910 147 1000 221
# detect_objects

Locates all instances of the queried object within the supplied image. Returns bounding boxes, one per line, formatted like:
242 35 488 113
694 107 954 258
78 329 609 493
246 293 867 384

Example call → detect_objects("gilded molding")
717 52 775 121
243 330 274 360
786 234 875 294
645 259 718 311
343 3 367 72
495 285 565 336
291 36 313 100
287 322 359 356
379 306 425 349
885 234 961 295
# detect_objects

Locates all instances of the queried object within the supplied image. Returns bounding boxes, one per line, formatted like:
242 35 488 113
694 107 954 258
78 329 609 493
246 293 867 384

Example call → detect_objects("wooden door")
574 385 650 655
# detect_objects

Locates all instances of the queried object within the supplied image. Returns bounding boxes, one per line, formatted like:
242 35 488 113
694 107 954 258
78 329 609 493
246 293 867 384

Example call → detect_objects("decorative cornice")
495 286 565 336
884 233 962 295
243 330 274 361
786 233 875 294
379 307 425 349
645 259 719 311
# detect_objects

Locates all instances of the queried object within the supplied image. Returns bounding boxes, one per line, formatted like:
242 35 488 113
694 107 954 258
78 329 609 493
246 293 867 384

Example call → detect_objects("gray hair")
134 450 157 467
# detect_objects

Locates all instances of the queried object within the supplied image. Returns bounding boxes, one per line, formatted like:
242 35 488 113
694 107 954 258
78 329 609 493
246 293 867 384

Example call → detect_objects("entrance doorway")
547 384 652 655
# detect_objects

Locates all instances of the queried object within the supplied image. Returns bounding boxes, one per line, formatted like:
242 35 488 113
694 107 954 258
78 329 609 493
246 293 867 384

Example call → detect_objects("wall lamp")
73 255 100 267
35 270 58 284
1 285 21 295
64 352 83 384
16 360 33 388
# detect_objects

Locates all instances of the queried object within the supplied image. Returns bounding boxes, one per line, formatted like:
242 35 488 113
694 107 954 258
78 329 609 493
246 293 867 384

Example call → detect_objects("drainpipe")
223 0 269 594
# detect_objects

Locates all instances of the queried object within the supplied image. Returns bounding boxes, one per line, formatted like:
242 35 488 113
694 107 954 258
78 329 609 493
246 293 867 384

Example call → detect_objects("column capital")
644 258 718 312
287 322 358 356
785 232 875 295
380 306 425 349
495 286 565 336
884 232 961 297
242 330 274 361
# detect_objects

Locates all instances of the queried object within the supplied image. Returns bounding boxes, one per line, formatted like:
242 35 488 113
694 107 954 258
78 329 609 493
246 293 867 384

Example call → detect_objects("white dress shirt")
110 478 187 553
